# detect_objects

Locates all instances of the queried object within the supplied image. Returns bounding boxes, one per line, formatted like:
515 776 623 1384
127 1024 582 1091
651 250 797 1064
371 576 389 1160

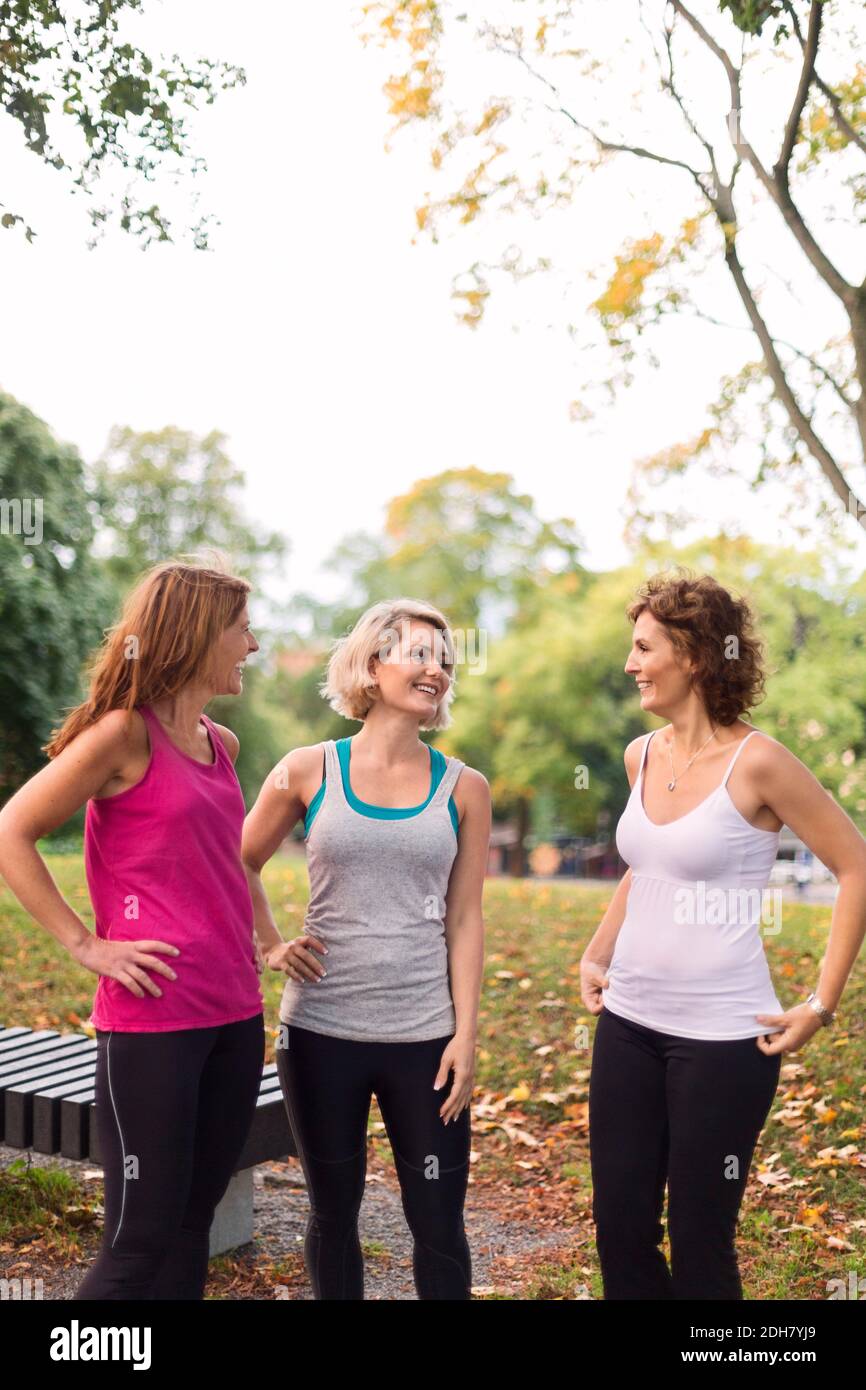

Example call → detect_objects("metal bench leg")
208 1167 254 1257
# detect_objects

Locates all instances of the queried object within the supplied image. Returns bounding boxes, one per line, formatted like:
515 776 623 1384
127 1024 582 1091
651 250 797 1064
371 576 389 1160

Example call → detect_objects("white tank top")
605 728 786 1040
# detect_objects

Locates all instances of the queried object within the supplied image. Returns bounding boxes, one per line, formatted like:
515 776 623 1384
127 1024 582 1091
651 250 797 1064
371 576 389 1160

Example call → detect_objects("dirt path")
0 1144 592 1300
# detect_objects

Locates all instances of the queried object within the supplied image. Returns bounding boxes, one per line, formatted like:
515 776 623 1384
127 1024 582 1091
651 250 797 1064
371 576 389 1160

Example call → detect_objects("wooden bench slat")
33 1074 102 1153
5 1059 99 1147
0 1028 56 1053
0 1038 88 1082
61 1088 96 1160
1 1025 296 1170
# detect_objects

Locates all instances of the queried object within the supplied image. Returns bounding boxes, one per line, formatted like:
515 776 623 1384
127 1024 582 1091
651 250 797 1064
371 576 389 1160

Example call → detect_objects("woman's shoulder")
207 721 240 763
450 764 490 809
733 726 792 774
283 741 329 772
273 742 330 794
624 730 653 784
88 706 149 755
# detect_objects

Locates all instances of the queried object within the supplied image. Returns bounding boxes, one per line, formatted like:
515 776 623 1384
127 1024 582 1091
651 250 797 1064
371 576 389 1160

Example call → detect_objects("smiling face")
625 609 696 717
211 603 259 697
369 619 453 722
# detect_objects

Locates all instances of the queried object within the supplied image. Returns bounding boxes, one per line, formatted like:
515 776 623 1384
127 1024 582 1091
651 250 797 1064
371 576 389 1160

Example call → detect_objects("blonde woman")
0 559 263 1300
243 600 491 1300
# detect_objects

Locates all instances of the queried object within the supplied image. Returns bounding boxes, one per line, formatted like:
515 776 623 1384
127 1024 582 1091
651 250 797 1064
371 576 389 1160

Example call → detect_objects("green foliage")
445 565 642 836
718 0 786 37
0 0 245 246
208 666 298 811
3 385 866 847
319 466 584 631
0 390 112 791
93 423 288 603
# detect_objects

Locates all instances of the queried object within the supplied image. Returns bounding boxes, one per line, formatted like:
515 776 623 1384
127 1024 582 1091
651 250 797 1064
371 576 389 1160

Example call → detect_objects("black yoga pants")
75 1012 265 1300
277 1024 472 1300
589 1006 781 1300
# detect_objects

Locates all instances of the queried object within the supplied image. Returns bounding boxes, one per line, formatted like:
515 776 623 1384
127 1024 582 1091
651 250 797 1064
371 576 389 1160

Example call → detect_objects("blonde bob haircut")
321 598 457 731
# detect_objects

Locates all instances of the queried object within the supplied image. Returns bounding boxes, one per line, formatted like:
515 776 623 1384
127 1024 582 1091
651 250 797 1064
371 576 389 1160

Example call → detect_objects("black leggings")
589 1006 780 1300
75 1012 265 1301
277 1025 472 1300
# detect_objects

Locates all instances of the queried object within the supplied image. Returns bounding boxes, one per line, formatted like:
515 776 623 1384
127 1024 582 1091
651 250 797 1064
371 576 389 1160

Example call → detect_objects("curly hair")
626 570 767 725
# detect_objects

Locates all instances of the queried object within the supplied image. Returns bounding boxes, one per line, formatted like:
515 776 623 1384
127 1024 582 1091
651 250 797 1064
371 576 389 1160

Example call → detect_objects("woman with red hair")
0 557 263 1300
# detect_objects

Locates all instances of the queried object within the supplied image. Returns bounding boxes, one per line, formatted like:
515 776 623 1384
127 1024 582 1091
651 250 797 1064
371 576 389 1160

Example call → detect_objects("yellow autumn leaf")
799 1206 824 1226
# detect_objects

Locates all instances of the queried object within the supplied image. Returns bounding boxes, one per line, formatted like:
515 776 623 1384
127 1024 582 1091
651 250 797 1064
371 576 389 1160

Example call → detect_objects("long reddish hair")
45 556 250 758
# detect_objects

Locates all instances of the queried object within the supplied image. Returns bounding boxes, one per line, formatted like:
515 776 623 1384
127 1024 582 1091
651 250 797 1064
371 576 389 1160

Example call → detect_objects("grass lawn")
1 853 864 1299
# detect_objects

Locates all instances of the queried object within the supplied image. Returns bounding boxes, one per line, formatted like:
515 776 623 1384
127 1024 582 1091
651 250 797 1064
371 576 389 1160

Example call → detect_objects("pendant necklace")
666 727 717 791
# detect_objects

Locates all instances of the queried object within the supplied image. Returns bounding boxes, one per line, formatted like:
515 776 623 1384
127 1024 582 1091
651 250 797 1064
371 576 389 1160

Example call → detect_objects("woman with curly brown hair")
580 571 866 1300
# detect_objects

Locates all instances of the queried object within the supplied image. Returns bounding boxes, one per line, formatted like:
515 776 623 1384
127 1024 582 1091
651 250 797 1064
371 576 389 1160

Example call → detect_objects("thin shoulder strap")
637 730 655 779
721 729 759 787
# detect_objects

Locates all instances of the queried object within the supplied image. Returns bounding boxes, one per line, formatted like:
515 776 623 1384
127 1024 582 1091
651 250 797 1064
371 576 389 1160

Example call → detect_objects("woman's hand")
253 937 265 975
755 1003 826 1055
580 957 610 1016
266 934 328 983
434 1034 476 1125
70 935 180 999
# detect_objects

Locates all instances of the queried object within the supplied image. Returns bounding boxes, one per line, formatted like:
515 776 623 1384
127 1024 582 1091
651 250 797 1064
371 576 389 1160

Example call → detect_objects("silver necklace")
666 727 717 791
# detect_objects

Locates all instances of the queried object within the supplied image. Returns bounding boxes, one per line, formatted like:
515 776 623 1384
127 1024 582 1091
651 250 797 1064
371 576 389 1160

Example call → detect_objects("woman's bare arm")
241 746 324 971
582 868 634 971
436 766 491 1124
752 737 866 1019
443 768 491 1045
581 736 642 979
0 711 179 995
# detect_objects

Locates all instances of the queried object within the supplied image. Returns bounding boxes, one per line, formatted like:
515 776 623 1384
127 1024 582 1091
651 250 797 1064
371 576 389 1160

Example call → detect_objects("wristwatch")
805 992 835 1027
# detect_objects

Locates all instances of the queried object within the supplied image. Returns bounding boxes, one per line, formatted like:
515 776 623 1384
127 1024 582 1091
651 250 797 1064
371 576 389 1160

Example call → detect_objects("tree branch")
511 45 713 199
775 0 822 184
680 303 856 411
783 0 866 161
721 227 864 520
668 0 741 87
669 0 856 306
811 75 866 163
658 8 723 196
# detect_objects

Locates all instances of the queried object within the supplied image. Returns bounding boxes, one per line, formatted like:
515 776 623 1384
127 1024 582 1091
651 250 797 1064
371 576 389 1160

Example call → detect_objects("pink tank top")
606 729 786 1040
84 704 263 1032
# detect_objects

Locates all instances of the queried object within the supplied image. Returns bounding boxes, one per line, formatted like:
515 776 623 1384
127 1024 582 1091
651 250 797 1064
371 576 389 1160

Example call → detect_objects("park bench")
0 1024 296 1256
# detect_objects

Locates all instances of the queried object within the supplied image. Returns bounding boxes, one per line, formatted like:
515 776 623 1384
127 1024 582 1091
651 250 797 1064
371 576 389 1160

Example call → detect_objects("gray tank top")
279 738 466 1042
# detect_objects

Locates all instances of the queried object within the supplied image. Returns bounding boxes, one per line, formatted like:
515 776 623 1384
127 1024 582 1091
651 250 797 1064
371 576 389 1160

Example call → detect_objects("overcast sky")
2 0 864 613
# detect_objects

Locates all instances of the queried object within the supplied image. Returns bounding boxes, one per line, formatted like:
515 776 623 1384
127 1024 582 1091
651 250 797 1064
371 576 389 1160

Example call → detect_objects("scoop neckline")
144 705 219 769
638 779 724 829
341 736 435 815
637 731 779 834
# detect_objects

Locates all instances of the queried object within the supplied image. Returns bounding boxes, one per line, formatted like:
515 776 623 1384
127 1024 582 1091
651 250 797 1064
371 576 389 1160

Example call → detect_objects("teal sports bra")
304 737 459 837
